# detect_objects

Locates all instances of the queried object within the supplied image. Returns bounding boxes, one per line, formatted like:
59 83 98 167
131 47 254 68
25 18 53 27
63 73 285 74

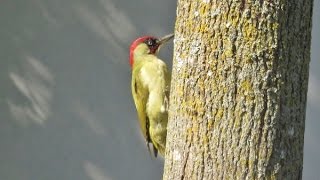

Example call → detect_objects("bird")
129 33 174 157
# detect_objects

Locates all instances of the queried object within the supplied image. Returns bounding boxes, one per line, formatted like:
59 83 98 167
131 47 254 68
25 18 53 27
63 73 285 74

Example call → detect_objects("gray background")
0 0 319 180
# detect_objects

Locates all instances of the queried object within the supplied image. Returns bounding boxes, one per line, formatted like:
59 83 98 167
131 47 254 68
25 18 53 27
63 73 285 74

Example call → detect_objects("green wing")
131 57 170 157
131 66 151 144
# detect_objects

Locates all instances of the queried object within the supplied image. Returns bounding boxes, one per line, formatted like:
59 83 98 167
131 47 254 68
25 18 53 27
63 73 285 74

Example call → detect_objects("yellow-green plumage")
131 43 170 157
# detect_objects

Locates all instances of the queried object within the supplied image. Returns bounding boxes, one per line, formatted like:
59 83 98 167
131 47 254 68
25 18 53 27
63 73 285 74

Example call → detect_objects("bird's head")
129 33 174 68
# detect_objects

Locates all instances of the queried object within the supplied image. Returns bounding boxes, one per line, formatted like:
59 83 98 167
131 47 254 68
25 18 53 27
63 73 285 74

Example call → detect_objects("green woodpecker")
129 33 174 157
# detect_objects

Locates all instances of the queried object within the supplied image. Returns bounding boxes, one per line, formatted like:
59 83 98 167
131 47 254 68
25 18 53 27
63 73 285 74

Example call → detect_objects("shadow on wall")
8 55 54 126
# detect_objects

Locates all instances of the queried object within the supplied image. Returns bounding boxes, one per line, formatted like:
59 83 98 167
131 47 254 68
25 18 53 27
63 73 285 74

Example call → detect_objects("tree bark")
163 0 313 179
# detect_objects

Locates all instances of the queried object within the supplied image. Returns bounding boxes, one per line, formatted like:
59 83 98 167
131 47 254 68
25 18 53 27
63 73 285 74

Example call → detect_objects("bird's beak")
158 33 174 46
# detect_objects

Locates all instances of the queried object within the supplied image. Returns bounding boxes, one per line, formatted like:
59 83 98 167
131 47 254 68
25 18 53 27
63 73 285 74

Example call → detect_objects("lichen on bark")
163 0 313 179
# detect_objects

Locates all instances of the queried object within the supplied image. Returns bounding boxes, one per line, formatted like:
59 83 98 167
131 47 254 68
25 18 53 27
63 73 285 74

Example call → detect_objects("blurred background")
0 0 318 179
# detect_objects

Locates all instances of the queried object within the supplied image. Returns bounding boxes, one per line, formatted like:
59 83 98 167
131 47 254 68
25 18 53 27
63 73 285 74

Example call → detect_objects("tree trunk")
163 0 313 179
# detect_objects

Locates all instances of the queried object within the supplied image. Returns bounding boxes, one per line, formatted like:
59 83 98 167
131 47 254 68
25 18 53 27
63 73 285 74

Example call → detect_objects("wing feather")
131 56 170 157
131 70 150 142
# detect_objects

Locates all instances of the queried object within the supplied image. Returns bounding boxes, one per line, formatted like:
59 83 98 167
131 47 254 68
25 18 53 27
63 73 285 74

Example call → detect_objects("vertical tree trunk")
163 0 313 179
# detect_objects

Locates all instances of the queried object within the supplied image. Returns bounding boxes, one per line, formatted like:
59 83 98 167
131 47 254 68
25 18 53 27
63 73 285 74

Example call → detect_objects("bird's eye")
146 38 157 47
